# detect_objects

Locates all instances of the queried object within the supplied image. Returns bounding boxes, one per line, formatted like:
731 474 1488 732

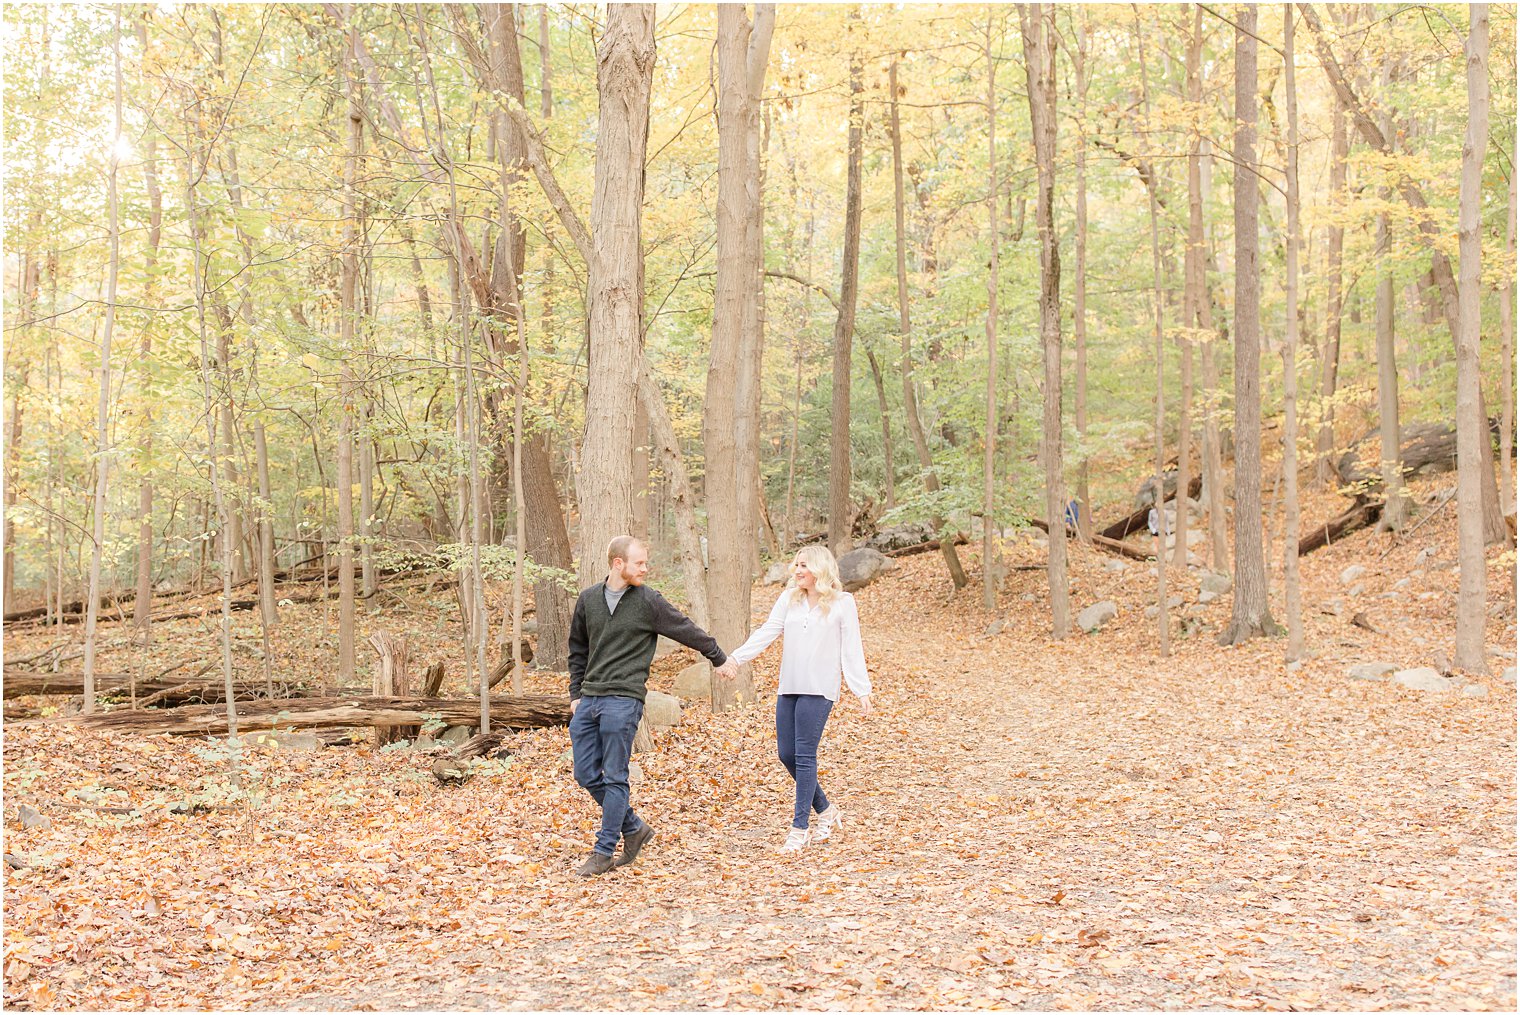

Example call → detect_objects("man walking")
568 535 736 877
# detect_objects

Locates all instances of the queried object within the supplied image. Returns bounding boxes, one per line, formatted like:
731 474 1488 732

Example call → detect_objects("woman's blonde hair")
789 545 844 617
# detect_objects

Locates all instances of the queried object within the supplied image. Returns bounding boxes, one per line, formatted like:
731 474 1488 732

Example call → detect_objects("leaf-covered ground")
4 477 1516 1010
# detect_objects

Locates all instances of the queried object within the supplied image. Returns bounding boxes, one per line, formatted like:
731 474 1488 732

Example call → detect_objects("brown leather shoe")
616 824 655 867
575 852 616 877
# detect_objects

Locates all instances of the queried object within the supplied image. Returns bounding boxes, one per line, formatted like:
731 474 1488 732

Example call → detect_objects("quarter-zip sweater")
568 581 728 703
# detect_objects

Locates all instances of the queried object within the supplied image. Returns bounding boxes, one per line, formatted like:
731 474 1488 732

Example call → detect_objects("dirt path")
265 555 1515 1012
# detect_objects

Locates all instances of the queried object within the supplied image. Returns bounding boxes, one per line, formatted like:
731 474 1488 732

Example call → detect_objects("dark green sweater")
567 581 728 702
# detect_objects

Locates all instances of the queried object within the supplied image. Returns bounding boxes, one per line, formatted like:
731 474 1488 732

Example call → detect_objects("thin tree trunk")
1316 79 1348 487
1374 64 1411 532
1136 12 1168 655
3 369 22 609
1282 4 1303 661
578 4 655 586
1021 3 1067 636
1220 6 1278 646
130 12 161 642
336 15 360 686
1453 5 1489 672
539 4 552 118
889 59 967 587
866 344 896 510
83 10 125 714
1197 138 1229 572
981 14 1000 612
255 424 277 696
1504 159 1516 518
829 22 864 558
1073 12 1092 542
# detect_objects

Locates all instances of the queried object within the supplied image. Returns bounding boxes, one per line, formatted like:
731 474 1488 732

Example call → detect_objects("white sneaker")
778 827 809 853
812 805 844 842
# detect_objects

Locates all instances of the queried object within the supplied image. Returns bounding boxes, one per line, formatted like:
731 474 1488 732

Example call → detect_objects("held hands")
714 658 739 682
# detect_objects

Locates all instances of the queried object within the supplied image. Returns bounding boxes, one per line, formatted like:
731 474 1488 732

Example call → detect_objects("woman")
727 545 872 853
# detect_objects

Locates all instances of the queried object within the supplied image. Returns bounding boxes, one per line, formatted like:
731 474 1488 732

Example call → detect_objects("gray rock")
1077 601 1118 633
408 736 441 752
1200 572 1232 596
1340 564 1367 585
762 561 791 586
1393 578 1411 591
1413 547 1437 569
1503 667 1516 684
1346 662 1397 681
241 731 325 751
629 760 645 786
558 746 575 770
1144 595 1185 619
838 547 891 592
865 522 935 553
672 660 711 701
632 719 655 754
1186 528 1205 548
440 725 475 747
17 805 50 831
643 690 682 730
984 619 1005 637
1198 589 1221 605
1463 684 1490 698
1104 559 1129 573
653 635 682 659
1392 667 1453 692
1348 583 1365 598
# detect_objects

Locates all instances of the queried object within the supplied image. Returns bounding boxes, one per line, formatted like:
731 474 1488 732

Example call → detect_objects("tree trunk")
637 362 711 630
865 344 896 510
336 18 361 686
1454 5 1489 673
1070 16 1093 541
579 4 655 586
1220 5 1278 646
829 26 864 558
1504 154 1516 519
3 369 23 610
1316 54 1348 487
889 59 967 588
1136 12 1168 655
707 4 769 710
131 11 161 643
1021 3 1068 637
981 14 1000 612
83 10 124 714
1374 66 1411 532
1282 5 1304 661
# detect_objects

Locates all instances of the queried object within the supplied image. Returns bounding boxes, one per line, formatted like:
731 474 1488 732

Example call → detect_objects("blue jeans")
570 695 647 856
776 693 833 830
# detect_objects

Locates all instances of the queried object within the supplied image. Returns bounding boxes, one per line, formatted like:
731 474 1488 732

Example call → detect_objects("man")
567 535 737 877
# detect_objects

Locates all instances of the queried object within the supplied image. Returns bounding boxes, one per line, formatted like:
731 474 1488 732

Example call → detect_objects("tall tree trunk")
1316 78 1348 487
578 3 655 586
1282 4 1303 661
1136 12 1169 655
707 4 772 711
1073 11 1092 542
981 14 1000 612
866 344 896 510
1196 138 1229 572
82 10 124 714
1220 5 1278 646
889 59 967 587
1504 157 1516 518
336 16 361 685
132 11 160 642
1374 65 1411 532
1453 5 1489 672
829 24 864 558
3 368 22 609
1022 3 1068 636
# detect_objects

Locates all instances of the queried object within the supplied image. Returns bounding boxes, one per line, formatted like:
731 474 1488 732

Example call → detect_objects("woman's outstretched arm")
729 592 789 665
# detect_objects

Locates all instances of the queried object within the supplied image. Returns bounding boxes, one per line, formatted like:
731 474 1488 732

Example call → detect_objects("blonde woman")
726 545 873 853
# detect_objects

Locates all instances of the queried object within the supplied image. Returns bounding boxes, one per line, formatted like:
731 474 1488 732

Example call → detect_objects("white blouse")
729 590 872 702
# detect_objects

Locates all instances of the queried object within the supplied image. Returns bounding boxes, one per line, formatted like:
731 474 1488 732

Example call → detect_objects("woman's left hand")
856 695 873 716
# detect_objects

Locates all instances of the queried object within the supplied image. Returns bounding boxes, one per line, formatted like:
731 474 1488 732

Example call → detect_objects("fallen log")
67 694 572 736
4 668 310 705
1027 519 1153 561
1297 499 1384 556
1099 475 1204 542
883 533 970 558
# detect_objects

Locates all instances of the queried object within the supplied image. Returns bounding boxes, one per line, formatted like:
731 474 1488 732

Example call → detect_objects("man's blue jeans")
777 693 833 830
570 694 646 857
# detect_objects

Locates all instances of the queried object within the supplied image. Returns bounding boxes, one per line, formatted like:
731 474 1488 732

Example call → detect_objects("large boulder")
1392 667 1453 692
672 660 711 701
643 690 682 730
838 547 891 592
763 561 791 586
865 522 936 553
1346 661 1398 682
1077 601 1118 633
1199 572 1232 596
1340 564 1368 586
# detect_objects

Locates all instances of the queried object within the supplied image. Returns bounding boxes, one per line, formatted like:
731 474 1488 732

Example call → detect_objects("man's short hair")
607 535 644 567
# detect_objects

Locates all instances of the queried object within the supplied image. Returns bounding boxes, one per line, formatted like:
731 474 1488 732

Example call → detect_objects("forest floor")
3 472 1516 1011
